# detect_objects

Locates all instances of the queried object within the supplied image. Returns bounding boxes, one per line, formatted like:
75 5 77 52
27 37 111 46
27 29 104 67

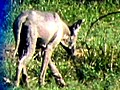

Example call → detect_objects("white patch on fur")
74 26 81 36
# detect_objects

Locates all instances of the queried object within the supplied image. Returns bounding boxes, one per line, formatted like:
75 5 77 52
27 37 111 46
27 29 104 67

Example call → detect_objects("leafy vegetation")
4 0 120 90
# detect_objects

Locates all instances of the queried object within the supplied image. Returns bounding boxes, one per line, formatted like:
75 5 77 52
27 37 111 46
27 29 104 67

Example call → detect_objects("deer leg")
16 50 36 87
39 45 52 86
16 42 37 87
15 55 27 87
39 29 65 86
22 65 29 87
48 60 66 86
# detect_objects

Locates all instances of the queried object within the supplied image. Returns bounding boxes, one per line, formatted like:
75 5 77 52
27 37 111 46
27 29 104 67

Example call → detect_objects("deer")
13 10 84 87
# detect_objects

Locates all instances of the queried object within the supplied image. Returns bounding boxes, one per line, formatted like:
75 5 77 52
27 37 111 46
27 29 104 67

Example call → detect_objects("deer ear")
75 19 85 31
70 19 85 36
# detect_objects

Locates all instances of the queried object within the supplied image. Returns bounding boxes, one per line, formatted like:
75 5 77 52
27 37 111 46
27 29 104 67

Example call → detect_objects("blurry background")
3 0 120 90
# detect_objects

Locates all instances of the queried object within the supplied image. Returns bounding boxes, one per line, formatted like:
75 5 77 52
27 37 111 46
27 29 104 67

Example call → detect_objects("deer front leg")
49 60 66 87
39 28 65 86
39 45 52 86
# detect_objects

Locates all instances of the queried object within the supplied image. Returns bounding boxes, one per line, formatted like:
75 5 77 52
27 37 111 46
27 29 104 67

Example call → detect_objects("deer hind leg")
16 48 36 87
16 37 37 87
16 55 27 87
22 65 29 86
16 56 30 87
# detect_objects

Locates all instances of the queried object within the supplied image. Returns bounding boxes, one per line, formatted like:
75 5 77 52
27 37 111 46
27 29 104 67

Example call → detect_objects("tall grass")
5 0 120 90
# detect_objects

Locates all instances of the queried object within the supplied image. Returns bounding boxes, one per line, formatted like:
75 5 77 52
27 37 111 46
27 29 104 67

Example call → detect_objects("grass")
4 0 120 90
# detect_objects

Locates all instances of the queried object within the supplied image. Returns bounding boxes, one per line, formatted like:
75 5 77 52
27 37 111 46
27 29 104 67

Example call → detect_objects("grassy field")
4 0 120 90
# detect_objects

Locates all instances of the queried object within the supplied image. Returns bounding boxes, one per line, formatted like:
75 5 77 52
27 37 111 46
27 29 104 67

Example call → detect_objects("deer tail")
13 13 28 57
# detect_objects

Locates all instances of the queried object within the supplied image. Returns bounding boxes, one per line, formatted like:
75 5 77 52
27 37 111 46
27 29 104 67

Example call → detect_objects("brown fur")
13 10 83 87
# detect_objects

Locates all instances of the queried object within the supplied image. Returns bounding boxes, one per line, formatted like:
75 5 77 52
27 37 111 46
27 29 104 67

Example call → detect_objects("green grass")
4 0 120 90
